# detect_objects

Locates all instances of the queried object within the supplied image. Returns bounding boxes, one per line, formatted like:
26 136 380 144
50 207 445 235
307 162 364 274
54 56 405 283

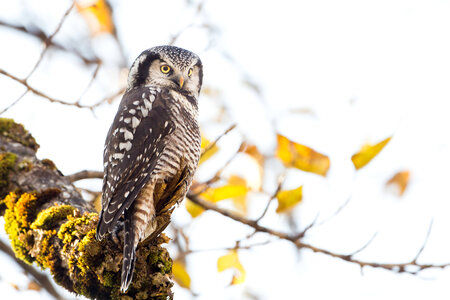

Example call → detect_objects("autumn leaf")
217 250 246 285
199 134 219 165
276 134 330 176
351 137 392 170
172 260 191 289
240 143 265 167
27 281 41 291
228 175 249 214
186 176 249 218
276 185 303 213
201 176 249 203
185 199 205 218
76 0 114 35
386 170 410 196
239 143 265 191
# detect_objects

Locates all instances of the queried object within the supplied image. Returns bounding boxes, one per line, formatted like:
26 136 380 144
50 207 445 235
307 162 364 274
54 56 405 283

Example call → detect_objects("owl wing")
96 87 176 239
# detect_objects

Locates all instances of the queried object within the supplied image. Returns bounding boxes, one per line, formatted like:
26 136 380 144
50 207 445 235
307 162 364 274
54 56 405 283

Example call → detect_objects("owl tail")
121 213 138 293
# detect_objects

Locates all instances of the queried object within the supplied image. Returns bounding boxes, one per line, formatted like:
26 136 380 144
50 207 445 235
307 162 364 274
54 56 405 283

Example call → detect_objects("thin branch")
87 86 126 109
412 219 434 264
348 232 378 257
65 170 103 182
0 90 28 115
25 1 75 80
0 68 94 109
0 20 100 66
201 124 236 158
187 193 450 275
75 62 102 104
0 240 63 300
255 172 286 222
316 196 352 226
291 212 320 240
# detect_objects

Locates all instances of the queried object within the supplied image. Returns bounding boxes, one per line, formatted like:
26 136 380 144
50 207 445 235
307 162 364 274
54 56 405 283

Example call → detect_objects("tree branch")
0 118 173 299
65 170 103 182
0 68 95 109
0 239 63 300
187 193 450 275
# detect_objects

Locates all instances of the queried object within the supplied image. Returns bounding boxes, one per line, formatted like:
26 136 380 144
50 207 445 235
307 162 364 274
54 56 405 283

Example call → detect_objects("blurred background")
1 0 450 299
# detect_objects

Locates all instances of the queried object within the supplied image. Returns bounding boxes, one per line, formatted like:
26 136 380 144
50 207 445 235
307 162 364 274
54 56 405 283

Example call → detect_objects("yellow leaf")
239 143 265 191
351 137 392 170
240 143 265 166
386 170 410 196
172 260 191 289
217 250 246 285
76 0 114 35
276 134 330 176
185 199 204 218
276 185 303 213
228 175 249 214
201 179 249 203
199 134 219 165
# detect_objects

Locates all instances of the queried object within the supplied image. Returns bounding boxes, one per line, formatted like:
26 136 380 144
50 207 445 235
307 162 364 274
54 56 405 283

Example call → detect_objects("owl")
96 45 203 292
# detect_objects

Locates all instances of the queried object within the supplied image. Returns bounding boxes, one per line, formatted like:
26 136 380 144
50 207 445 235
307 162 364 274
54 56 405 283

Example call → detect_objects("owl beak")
178 76 185 89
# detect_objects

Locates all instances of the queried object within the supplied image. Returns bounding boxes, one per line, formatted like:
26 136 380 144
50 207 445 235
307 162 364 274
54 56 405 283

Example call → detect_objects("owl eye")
160 65 171 74
188 68 193 77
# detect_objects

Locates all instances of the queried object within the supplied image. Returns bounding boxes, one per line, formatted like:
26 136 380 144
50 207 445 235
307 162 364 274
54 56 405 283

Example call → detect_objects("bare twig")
255 172 286 222
291 212 320 240
0 240 63 300
187 193 450 275
75 63 102 104
0 90 28 115
0 68 96 109
65 170 103 182
87 86 126 109
348 232 378 257
412 220 434 264
25 1 75 80
316 196 352 226
0 20 100 65
201 124 236 158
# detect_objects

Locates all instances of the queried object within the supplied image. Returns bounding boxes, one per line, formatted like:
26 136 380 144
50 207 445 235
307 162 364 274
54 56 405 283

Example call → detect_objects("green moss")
147 250 172 275
0 152 17 196
31 205 75 230
102 271 118 288
0 118 39 150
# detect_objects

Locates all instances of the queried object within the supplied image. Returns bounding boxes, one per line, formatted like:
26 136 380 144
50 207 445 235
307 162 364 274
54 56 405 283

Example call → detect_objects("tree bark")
0 118 173 300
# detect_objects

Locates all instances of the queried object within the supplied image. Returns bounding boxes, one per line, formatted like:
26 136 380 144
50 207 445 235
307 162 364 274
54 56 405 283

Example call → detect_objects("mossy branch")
0 118 173 300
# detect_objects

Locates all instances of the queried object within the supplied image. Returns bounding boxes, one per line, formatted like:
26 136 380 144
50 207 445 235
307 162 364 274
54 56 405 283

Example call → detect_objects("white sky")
1 0 450 299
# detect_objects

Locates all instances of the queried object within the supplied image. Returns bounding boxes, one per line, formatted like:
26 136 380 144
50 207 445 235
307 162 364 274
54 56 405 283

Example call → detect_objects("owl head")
127 45 203 97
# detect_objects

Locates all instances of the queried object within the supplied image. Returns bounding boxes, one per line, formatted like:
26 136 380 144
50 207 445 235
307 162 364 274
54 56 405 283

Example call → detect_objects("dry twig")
187 193 450 275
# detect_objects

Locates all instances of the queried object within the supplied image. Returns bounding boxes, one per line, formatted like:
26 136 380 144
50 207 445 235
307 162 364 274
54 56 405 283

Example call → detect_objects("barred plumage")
96 46 202 293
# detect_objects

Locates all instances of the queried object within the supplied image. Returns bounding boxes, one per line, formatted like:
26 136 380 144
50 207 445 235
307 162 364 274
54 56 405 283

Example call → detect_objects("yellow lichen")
14 193 39 228
31 204 75 230
58 212 98 248
3 193 34 264
4 207 34 264
34 229 57 269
